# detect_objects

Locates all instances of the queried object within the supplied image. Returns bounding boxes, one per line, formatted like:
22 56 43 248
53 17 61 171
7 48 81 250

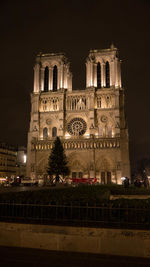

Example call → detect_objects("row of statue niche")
90 123 117 137
40 95 113 111
97 95 114 108
67 95 114 110
41 98 60 111
67 96 87 110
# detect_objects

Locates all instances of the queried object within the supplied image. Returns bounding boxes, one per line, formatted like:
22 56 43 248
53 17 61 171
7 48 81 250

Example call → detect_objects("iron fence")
0 202 150 229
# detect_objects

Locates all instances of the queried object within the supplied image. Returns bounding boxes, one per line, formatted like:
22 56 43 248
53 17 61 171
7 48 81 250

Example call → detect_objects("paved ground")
0 246 150 267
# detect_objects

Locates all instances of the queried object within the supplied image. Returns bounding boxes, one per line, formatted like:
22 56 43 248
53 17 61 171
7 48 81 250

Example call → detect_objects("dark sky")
0 0 150 165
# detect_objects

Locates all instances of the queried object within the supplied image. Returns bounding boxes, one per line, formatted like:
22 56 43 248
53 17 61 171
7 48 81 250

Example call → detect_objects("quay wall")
0 222 150 258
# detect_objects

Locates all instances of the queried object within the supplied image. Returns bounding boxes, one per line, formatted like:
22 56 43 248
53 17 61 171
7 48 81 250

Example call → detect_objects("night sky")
0 0 150 166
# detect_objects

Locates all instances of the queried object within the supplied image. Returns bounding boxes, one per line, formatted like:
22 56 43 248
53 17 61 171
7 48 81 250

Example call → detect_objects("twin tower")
27 45 130 184
33 44 121 93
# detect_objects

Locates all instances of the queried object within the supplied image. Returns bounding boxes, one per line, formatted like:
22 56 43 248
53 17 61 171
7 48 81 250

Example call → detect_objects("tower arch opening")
105 61 110 88
97 62 101 88
44 66 49 92
53 65 58 91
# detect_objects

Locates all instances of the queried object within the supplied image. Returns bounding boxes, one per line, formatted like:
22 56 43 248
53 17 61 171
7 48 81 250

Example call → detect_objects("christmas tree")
47 137 70 183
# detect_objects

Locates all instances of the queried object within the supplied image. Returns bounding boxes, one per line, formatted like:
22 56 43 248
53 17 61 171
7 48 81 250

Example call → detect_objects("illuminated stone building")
0 143 26 179
0 143 17 178
27 45 130 184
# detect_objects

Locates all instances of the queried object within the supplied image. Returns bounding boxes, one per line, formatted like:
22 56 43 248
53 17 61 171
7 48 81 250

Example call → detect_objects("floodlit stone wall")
27 46 130 183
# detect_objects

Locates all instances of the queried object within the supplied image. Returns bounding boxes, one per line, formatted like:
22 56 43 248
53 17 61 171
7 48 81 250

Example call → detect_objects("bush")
0 184 150 207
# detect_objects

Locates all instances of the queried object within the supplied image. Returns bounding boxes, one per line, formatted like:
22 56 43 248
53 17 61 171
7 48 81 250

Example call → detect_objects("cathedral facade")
27 45 130 184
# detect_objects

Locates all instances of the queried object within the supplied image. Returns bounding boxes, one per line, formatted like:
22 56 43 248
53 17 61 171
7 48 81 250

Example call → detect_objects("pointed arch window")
53 65 57 91
44 67 49 92
52 127 57 137
43 127 48 139
105 61 110 88
97 62 101 88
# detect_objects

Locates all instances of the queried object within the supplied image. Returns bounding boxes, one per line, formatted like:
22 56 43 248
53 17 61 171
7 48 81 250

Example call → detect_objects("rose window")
67 118 87 136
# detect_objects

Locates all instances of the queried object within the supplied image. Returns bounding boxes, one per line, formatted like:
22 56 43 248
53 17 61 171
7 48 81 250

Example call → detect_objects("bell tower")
26 53 72 177
86 45 121 89
33 53 72 93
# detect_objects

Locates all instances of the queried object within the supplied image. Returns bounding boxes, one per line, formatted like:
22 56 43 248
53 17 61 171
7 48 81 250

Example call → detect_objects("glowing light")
24 155 27 163
112 129 115 138
84 133 90 138
90 78 93 86
0 178 6 181
65 133 70 139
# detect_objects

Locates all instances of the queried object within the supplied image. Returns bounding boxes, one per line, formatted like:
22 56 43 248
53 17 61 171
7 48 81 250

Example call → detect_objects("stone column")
112 60 115 87
33 63 40 93
60 64 64 88
93 63 97 87
57 66 61 90
41 67 44 91
110 60 113 87
49 67 53 91
68 73 72 91
118 60 122 87
101 63 105 87
90 62 94 87
115 59 118 88
64 66 67 89
59 96 63 111
70 97 72 110
86 61 90 88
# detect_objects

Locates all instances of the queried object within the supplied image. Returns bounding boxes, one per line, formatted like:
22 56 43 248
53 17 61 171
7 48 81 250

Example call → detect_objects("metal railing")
0 202 150 229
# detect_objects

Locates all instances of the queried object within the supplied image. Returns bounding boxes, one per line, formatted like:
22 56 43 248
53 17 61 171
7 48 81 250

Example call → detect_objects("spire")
110 43 115 50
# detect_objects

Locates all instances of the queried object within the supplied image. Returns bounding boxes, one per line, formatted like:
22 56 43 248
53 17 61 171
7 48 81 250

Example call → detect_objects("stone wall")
0 222 150 258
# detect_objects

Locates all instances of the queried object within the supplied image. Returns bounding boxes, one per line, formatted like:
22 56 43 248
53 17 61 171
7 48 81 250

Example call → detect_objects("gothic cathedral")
27 45 130 184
